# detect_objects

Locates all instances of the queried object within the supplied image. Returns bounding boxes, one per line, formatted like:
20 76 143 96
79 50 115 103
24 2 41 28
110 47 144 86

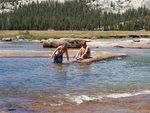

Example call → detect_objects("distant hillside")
0 0 72 13
88 0 150 13
0 0 150 13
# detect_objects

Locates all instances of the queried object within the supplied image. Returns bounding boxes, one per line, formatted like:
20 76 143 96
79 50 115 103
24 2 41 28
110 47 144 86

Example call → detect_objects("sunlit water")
0 42 150 111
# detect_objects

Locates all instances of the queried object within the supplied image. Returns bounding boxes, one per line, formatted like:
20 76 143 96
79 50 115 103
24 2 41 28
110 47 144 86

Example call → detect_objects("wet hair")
82 41 87 46
62 42 68 49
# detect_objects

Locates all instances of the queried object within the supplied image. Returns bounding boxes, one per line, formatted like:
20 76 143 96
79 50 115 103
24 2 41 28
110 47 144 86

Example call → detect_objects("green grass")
0 30 150 40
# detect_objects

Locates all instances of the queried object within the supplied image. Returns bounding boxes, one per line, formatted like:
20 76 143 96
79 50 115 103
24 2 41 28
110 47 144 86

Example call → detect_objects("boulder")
43 38 85 48
1 38 12 41
133 39 140 42
114 45 124 48
43 39 65 48
76 51 127 64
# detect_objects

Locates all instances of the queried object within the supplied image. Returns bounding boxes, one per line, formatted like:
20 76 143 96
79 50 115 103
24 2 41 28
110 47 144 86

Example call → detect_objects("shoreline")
87 38 150 49
0 38 149 57
1 93 149 113
0 37 150 48
0 90 150 113
43 94 150 113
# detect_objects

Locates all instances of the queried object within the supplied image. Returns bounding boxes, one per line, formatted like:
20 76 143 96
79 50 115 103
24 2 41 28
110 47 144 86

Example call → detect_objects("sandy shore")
21 94 150 113
0 50 78 58
0 38 149 58
1 94 149 113
87 38 150 49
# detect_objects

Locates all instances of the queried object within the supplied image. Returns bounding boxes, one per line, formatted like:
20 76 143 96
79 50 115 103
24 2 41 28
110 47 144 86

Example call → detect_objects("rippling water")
0 42 150 112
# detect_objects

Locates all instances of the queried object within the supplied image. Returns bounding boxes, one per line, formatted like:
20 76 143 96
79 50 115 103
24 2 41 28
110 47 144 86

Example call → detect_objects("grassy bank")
0 30 150 40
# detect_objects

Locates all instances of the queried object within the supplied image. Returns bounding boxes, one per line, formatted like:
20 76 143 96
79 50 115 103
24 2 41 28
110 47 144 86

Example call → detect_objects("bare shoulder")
57 45 62 49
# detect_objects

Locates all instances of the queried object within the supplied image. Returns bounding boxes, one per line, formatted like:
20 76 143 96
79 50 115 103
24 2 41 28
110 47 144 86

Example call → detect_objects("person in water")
51 43 69 63
76 41 91 60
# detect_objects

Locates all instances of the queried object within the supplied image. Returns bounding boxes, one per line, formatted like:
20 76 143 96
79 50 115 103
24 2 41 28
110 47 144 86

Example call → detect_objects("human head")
81 41 87 48
62 42 67 49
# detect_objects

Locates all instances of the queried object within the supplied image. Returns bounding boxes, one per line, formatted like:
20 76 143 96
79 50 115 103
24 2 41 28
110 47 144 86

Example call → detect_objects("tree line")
0 0 150 31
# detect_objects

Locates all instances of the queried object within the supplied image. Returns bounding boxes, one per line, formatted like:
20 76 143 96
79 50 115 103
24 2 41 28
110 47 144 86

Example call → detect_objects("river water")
0 42 150 112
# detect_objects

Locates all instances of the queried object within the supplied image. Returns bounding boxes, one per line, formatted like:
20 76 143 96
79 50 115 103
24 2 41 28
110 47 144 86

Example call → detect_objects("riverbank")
1 93 149 113
87 38 150 49
0 30 150 40
28 94 150 113
0 38 149 58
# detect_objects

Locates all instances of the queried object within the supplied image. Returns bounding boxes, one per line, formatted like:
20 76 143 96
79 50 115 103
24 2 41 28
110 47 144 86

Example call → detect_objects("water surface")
0 42 150 112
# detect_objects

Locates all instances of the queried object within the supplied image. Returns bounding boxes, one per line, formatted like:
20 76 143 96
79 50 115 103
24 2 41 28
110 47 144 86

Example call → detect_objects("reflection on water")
52 64 70 76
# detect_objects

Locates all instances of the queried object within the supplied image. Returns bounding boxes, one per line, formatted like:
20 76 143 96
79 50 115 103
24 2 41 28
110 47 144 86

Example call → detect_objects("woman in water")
51 43 69 63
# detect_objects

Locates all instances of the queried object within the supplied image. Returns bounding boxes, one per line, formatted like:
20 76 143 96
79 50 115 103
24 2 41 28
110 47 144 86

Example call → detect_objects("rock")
87 0 150 13
133 39 140 42
0 50 127 63
16 35 20 39
114 45 124 48
1 38 12 41
31 40 41 43
43 38 85 48
43 39 64 48
76 51 128 64
41 39 46 43
0 0 72 13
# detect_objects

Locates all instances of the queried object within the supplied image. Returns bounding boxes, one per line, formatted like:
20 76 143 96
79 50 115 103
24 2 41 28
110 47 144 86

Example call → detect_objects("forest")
0 0 150 31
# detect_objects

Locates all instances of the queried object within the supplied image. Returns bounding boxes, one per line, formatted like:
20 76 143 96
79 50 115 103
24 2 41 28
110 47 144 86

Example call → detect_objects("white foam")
50 101 63 106
69 90 150 104
71 95 95 104
106 90 150 99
